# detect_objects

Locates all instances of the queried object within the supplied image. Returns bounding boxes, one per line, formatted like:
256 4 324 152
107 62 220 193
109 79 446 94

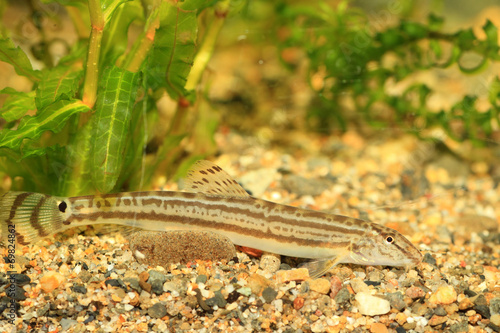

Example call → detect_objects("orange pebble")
40 271 65 293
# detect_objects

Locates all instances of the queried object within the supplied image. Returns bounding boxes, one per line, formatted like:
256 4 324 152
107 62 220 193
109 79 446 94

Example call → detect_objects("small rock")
385 292 406 311
406 286 425 299
474 304 491 319
428 315 447 326
293 296 305 310
148 302 167 318
248 273 271 295
491 314 500 326
334 287 351 306
71 284 87 294
370 323 388 333
262 287 278 303
491 298 500 315
9 285 26 301
196 275 208 284
458 297 473 310
429 285 457 305
330 276 343 299
449 321 469 332
422 253 437 266
350 278 369 294
355 292 391 316
275 268 309 283
260 252 281 273
434 306 447 316
60 318 77 331
148 270 167 295
309 278 331 294
206 290 227 308
40 271 65 293
123 277 141 292
10 273 31 286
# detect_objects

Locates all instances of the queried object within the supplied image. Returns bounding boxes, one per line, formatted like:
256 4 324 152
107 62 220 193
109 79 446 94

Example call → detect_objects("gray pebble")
148 302 167 318
279 263 292 271
385 292 406 311
123 277 141 292
434 306 447 316
422 253 437 266
148 270 167 295
449 321 469 333
474 304 491 319
72 284 87 294
206 290 227 308
10 273 31 286
490 297 500 315
334 287 350 305
196 275 208 284
60 318 78 331
262 287 278 303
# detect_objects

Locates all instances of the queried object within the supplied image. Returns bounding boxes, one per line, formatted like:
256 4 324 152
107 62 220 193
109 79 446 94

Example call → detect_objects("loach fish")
0 160 422 278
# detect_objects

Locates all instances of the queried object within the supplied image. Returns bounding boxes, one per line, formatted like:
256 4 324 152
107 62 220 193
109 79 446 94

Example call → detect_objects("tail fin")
0 192 64 245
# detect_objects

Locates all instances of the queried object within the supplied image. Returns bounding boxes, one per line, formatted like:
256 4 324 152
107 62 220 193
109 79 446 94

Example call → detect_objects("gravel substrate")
1 130 499 333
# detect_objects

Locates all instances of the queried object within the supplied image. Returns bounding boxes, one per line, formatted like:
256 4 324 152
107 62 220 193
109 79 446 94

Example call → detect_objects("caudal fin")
0 192 64 245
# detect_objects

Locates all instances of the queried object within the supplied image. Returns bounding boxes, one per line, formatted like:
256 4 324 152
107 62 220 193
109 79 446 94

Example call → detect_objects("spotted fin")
184 160 250 198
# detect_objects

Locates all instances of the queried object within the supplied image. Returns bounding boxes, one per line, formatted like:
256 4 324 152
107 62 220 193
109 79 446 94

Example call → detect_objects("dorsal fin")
184 160 251 198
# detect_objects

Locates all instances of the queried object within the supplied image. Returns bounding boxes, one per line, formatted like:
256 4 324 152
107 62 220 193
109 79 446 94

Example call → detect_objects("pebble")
247 273 270 295
491 298 500 315
309 278 331 294
385 292 406 311
148 302 167 318
206 290 227 308
370 323 389 333
334 287 351 306
329 276 343 299
275 268 309 283
429 285 457 305
60 318 78 331
491 314 500 326
406 286 425 299
355 292 391 316
428 314 447 326
262 287 278 303
147 270 167 295
39 271 65 293
260 252 281 273
10 273 31 286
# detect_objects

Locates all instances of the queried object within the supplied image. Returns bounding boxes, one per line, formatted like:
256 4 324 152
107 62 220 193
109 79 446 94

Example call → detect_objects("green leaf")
101 0 143 65
146 0 208 98
0 39 41 81
483 20 499 50
91 66 140 193
0 99 90 150
35 66 84 109
60 121 95 196
0 88 36 122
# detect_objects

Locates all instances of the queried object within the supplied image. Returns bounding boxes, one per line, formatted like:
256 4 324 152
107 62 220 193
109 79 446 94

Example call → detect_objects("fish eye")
385 236 394 244
58 201 67 213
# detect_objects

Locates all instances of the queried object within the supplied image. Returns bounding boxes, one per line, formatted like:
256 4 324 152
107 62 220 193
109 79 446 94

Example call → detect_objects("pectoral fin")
299 256 343 279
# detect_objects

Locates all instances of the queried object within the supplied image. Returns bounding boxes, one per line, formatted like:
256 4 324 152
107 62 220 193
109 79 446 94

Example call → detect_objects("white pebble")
354 292 391 316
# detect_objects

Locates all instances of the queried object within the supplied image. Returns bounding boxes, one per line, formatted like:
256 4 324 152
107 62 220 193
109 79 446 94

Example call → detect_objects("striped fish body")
0 160 422 276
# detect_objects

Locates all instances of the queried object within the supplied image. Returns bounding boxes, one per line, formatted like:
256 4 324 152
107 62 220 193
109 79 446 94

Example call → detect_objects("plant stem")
122 13 160 72
82 0 104 108
184 0 231 91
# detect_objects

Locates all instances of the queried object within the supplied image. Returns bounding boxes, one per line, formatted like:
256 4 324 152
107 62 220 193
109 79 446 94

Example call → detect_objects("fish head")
347 223 422 268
